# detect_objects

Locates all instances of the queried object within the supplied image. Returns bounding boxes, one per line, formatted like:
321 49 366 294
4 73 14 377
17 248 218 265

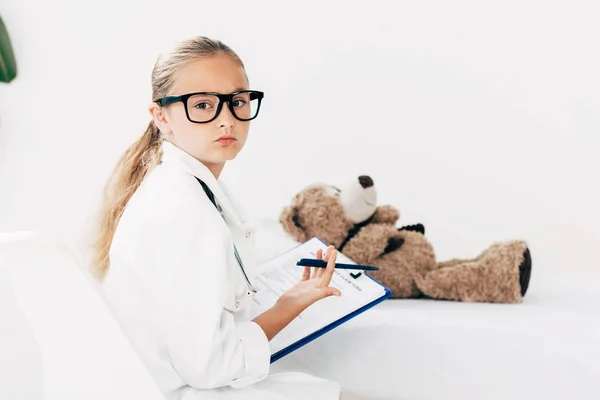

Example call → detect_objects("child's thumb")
323 287 341 298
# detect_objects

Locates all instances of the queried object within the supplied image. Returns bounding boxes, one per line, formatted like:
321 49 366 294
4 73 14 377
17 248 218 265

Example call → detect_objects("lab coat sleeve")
158 210 270 390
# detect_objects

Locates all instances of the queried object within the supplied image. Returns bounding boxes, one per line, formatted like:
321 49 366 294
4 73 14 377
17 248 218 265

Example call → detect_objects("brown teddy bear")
279 175 532 303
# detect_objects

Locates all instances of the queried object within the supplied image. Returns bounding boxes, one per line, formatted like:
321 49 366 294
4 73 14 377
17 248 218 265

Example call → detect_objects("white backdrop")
0 0 599 274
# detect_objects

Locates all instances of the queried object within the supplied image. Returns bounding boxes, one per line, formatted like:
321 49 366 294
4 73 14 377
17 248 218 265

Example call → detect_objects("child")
89 36 369 400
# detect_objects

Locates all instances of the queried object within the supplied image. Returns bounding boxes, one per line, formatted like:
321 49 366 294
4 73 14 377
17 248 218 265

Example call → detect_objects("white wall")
0 0 598 273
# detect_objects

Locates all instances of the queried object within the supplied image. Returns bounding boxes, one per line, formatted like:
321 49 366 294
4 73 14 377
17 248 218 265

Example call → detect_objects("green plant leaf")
0 15 17 83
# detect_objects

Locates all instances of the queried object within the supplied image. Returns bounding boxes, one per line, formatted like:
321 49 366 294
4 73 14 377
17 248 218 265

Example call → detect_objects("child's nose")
216 103 236 128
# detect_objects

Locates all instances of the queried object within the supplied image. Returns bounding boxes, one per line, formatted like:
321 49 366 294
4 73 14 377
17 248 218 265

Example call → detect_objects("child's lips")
216 136 237 144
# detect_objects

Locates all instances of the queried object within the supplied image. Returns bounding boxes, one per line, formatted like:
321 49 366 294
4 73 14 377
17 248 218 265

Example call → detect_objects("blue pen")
296 258 379 271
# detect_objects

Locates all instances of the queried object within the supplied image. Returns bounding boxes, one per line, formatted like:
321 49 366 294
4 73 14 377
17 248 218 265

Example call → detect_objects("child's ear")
279 204 309 243
148 104 172 134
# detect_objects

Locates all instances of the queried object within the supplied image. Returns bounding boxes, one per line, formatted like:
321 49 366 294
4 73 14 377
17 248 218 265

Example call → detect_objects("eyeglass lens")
186 92 260 122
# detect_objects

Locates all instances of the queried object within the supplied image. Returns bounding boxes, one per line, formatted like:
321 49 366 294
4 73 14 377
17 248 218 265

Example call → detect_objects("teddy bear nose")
358 175 374 188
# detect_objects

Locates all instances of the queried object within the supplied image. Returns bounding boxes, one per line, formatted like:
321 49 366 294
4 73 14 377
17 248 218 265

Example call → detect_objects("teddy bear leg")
437 258 478 268
369 254 423 299
436 244 492 269
437 257 474 269
417 241 532 303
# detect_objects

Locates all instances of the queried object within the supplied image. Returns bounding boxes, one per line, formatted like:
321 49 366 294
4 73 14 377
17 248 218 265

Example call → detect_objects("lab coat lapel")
160 140 244 229
220 181 257 271
160 139 257 285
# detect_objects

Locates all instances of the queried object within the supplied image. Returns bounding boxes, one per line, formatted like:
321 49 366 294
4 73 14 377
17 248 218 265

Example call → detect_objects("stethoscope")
196 177 258 294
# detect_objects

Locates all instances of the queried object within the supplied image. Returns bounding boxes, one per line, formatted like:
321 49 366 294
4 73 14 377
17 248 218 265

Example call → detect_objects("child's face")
150 54 251 174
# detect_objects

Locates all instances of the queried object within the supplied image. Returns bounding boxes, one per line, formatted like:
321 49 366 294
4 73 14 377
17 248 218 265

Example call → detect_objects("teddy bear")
279 175 532 304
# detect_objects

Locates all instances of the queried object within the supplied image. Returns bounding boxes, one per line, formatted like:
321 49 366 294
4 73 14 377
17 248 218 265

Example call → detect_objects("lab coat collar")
160 140 245 228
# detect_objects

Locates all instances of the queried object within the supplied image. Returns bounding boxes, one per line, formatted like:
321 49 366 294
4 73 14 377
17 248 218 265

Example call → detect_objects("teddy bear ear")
279 204 309 243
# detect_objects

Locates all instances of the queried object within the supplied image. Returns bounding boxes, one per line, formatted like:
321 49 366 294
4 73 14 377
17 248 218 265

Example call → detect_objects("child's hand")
277 246 342 314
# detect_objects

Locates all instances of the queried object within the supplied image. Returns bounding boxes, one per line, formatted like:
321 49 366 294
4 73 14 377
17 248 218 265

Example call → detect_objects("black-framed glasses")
154 90 264 123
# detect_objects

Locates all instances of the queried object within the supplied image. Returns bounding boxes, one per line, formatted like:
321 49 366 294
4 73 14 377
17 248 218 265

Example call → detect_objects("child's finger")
319 249 337 288
316 248 323 259
302 266 311 281
321 287 341 298
317 246 333 278
311 248 323 279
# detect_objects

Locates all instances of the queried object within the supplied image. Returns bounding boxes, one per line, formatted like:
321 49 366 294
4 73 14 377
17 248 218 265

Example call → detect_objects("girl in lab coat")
88 36 369 400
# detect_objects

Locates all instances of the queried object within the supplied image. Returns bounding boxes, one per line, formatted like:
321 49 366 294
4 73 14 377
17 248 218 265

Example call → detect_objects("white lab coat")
101 140 341 400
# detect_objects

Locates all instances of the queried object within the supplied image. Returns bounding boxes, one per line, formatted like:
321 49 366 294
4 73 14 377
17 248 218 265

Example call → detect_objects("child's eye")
193 102 212 110
232 99 247 108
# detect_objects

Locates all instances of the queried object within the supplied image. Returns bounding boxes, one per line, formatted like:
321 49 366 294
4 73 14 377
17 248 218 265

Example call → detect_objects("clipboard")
268 236 393 363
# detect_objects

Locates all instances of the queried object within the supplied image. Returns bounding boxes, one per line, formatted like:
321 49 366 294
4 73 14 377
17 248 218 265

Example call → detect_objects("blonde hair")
89 36 245 281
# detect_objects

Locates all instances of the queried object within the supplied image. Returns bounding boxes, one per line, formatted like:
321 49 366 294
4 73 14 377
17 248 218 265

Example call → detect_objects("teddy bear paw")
520 247 532 297
398 223 425 235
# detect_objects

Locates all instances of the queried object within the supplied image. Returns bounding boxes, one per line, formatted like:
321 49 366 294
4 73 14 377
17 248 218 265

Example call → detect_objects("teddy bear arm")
279 205 309 243
342 224 401 264
370 205 400 225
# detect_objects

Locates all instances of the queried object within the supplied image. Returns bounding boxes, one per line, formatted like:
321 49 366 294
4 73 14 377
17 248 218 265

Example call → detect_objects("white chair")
0 258 43 400
0 231 166 400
